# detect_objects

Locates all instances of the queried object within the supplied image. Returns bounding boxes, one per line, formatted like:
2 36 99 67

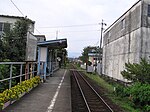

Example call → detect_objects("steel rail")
77 71 114 112
72 70 91 112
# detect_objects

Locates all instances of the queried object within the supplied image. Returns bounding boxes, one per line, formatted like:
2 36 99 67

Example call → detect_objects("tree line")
0 18 31 62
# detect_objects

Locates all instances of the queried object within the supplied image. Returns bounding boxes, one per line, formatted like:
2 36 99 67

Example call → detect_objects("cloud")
0 0 138 57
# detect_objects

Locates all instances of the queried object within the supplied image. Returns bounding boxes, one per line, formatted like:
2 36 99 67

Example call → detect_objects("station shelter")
37 38 67 80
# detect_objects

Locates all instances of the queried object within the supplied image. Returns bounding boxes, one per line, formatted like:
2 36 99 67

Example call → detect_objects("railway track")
71 69 114 112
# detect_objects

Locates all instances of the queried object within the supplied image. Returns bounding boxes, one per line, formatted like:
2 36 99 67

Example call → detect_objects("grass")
73 64 141 112
86 73 141 112
85 73 114 92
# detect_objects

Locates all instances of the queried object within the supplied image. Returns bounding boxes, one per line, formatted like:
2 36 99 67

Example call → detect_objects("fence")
97 63 102 75
0 62 38 90
52 62 59 72
0 61 60 91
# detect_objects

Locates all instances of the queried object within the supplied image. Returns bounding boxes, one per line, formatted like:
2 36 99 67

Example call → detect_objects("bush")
0 60 17 92
120 58 150 111
122 83 150 112
127 83 150 110
0 76 41 109
121 58 150 84
115 85 127 97
115 82 150 111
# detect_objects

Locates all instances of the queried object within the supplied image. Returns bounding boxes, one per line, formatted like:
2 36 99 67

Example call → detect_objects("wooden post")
30 62 33 78
25 62 28 80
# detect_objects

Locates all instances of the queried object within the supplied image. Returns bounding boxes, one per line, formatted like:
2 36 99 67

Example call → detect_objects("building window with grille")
0 22 11 37
3 23 10 32
0 23 3 38
107 31 111 43
121 19 125 29
0 22 3 32
0 22 11 32
148 5 150 16
108 31 111 38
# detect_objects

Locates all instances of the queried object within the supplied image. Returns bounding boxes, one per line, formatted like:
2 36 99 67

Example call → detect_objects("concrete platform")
3 69 71 112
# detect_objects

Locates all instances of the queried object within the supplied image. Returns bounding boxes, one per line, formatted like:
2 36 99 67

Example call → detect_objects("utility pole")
100 20 107 50
98 20 106 75
56 30 58 40
55 30 58 68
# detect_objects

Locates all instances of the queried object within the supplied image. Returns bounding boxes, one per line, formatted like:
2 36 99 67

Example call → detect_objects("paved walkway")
3 69 71 112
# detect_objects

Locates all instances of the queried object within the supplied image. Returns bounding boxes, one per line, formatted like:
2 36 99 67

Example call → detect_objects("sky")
0 0 138 57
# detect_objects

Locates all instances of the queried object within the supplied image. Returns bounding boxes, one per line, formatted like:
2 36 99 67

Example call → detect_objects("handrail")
0 62 26 65
0 62 38 90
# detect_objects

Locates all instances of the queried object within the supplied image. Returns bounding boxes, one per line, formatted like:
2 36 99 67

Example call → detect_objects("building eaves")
37 38 67 49
34 35 46 38
0 15 35 24
104 0 141 33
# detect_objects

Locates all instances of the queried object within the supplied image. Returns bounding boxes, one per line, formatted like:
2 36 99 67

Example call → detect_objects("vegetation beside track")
85 73 141 112
72 63 142 112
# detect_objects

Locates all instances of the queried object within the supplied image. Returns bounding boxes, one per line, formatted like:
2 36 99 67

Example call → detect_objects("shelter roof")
37 38 67 49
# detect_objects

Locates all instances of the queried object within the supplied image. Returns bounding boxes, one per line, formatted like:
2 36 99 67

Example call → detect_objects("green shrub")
126 83 150 111
120 58 150 111
115 85 127 97
0 60 17 92
144 105 150 112
0 76 41 109
115 82 150 111
121 58 150 84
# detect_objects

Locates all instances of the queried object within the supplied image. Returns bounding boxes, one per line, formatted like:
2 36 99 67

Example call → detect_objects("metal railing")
52 62 59 72
0 62 38 90
0 61 60 91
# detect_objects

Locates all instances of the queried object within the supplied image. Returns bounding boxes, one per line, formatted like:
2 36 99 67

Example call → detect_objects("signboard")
87 66 94 73
40 47 47 62
26 32 37 61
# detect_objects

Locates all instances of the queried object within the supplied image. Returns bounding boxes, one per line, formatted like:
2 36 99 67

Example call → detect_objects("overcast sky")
0 0 138 57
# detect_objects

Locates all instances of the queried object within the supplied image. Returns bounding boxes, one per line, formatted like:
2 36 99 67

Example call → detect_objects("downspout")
37 47 41 76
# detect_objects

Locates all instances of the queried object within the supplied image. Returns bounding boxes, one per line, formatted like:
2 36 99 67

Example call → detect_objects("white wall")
0 16 34 33
102 1 145 82
40 47 47 62
103 28 143 81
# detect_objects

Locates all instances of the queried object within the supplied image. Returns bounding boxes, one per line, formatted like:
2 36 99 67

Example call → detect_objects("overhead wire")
9 0 99 34
61 29 100 33
38 23 99 29
35 28 41 34
69 38 98 41
10 0 24 16
9 0 100 36
94 41 99 46
10 0 41 34
40 29 100 34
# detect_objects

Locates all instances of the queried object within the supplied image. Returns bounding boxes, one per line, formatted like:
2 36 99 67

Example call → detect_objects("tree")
0 18 31 91
57 48 68 67
80 46 101 64
80 46 89 64
1 18 31 61
121 58 150 84
0 59 17 92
